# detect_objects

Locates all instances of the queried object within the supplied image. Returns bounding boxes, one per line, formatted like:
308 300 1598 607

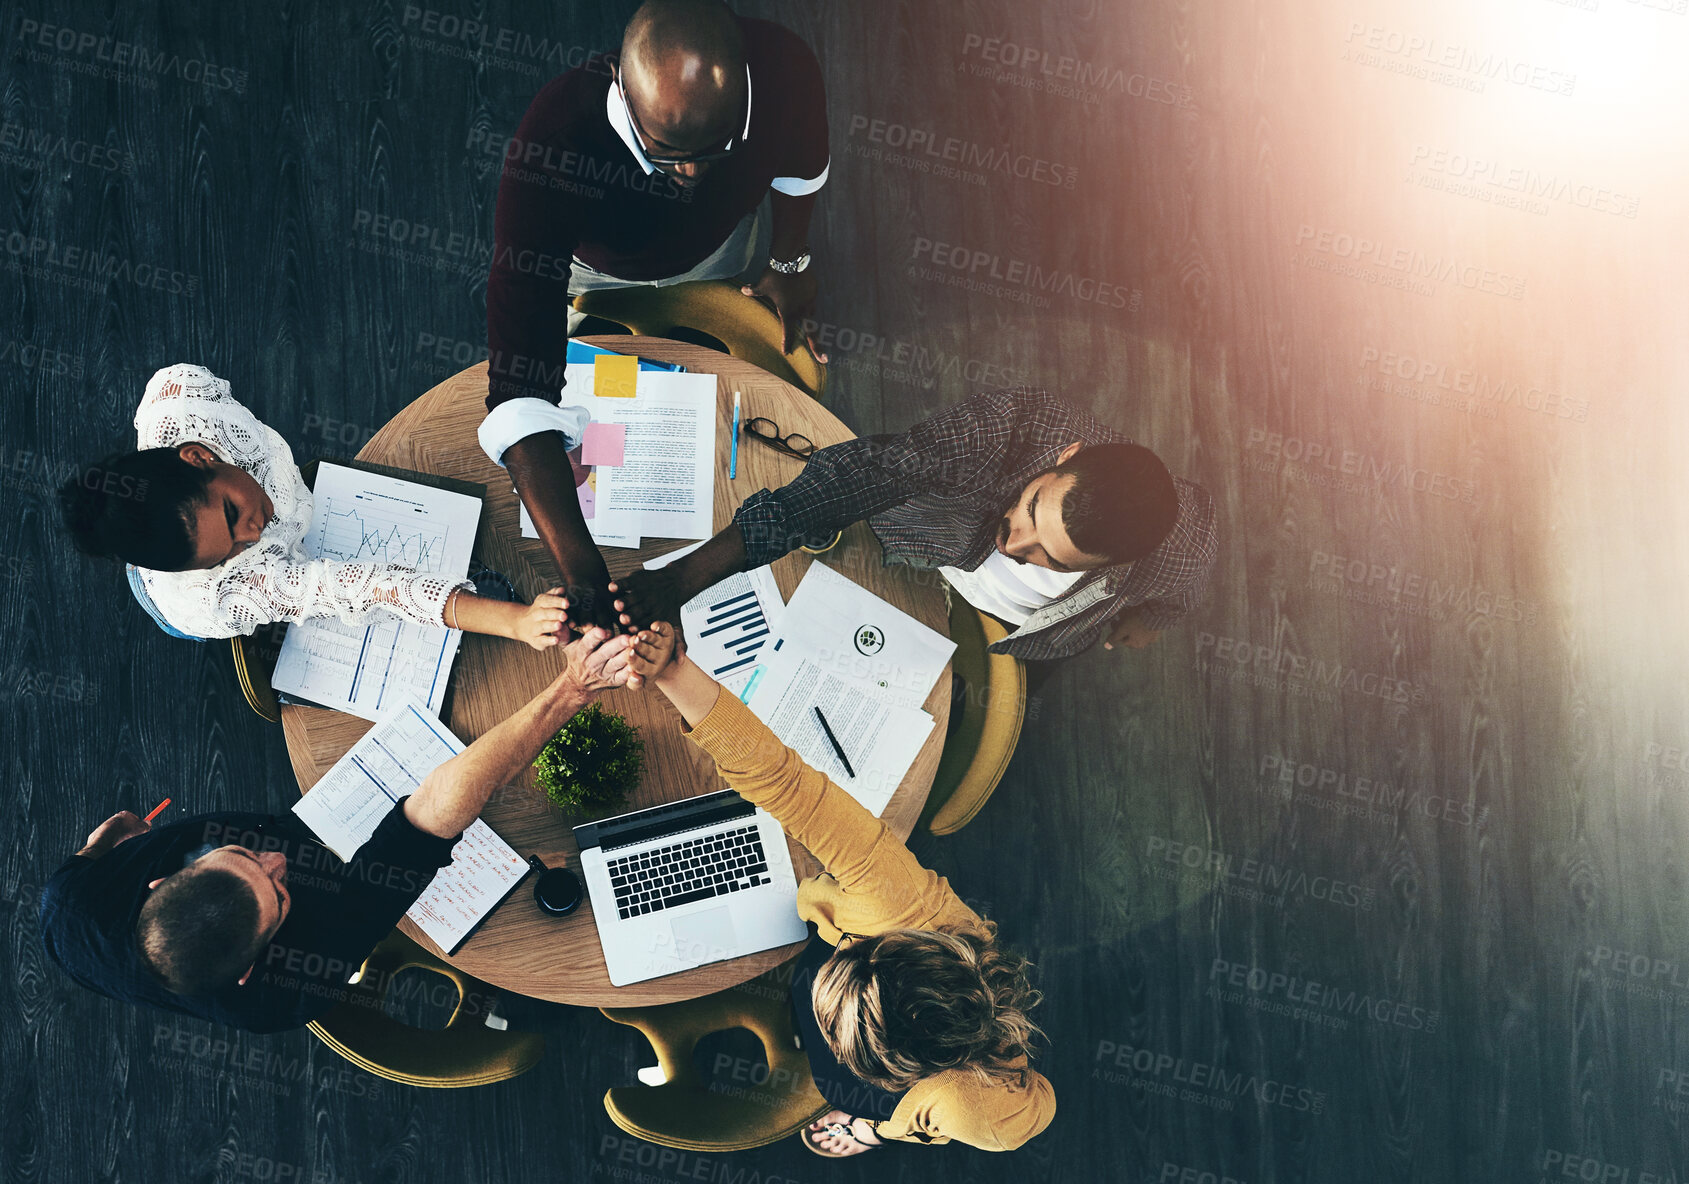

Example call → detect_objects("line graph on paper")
272 464 485 722
311 495 453 573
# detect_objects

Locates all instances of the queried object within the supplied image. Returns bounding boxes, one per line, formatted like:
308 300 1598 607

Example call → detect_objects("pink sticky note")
582 421 626 467
577 476 596 519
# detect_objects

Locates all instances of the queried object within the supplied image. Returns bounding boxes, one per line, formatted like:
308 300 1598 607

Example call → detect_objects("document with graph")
678 565 785 698
271 462 483 722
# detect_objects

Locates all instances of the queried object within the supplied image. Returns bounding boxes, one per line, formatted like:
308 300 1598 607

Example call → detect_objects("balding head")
620 0 746 158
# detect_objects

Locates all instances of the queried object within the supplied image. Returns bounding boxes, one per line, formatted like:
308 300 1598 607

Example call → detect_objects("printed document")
679 566 785 699
776 563 956 707
564 363 718 540
742 643 936 817
272 464 481 722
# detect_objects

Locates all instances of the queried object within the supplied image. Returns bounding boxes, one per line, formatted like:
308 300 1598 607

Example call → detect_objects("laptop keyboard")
608 824 771 919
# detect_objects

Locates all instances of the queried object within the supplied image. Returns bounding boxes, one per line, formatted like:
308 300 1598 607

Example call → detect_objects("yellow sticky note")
595 353 638 398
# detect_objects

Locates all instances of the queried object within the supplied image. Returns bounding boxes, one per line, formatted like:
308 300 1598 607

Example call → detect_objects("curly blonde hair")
809 924 1044 1093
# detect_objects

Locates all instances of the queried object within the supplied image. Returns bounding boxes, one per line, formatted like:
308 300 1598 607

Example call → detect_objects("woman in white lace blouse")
60 363 570 646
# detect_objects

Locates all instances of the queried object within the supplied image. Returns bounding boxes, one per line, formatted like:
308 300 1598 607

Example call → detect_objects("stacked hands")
510 587 576 650
550 616 685 696
535 558 697 646
609 566 689 636
523 563 687 640
505 577 683 652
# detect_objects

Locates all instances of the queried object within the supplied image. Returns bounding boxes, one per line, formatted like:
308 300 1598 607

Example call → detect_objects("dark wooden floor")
3 0 1686 1181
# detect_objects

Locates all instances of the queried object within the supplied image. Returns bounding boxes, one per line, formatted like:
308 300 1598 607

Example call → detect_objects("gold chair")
921 599 1028 835
598 960 830 1151
573 279 828 399
230 634 281 723
307 930 546 1088
124 563 279 723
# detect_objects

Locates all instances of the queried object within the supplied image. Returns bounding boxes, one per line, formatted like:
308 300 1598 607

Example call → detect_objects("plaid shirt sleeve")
732 388 1065 567
1118 476 1218 631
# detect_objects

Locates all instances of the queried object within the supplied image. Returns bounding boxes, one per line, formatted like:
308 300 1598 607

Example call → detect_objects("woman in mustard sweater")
625 622 1055 1156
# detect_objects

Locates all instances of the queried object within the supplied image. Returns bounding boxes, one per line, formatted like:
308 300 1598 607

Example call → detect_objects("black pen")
813 706 856 779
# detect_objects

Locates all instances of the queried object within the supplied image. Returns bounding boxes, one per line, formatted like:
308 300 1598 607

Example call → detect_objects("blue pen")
729 389 741 478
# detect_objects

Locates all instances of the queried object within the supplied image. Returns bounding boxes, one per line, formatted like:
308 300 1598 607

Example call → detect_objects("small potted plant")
532 702 644 817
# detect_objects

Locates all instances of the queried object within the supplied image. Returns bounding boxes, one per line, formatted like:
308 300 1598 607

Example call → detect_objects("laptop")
574 789 808 987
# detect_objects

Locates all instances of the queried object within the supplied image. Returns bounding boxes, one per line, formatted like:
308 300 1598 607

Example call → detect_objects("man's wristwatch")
767 251 811 275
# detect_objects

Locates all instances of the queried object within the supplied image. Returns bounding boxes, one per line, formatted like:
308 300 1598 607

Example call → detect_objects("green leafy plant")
532 702 644 817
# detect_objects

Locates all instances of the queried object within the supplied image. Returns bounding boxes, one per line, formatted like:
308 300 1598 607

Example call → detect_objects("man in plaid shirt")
611 388 1217 663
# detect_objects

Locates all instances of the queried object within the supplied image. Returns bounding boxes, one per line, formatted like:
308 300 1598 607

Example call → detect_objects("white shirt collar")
607 64 752 176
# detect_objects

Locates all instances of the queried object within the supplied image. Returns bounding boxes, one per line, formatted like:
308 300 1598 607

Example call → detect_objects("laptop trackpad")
672 907 740 965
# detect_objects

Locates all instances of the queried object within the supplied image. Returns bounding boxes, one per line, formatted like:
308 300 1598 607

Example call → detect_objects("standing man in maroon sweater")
480 0 831 630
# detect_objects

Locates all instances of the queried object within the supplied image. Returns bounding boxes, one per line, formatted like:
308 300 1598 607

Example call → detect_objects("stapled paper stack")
741 564 957 816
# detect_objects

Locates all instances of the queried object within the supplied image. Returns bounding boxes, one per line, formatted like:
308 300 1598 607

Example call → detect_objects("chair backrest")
598 959 830 1152
307 929 545 1088
125 564 206 641
230 635 282 723
923 601 1027 835
573 280 828 399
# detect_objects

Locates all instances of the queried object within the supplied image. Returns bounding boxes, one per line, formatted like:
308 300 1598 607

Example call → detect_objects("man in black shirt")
39 627 632 1034
482 0 831 632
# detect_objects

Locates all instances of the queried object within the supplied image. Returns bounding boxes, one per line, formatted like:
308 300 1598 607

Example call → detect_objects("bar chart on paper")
272 464 484 722
678 567 785 697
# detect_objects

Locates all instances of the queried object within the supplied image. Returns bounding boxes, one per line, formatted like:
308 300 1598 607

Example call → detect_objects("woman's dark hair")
1054 442 1179 564
57 448 215 571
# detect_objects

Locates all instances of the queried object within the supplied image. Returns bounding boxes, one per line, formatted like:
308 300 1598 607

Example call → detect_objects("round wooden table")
280 337 951 1006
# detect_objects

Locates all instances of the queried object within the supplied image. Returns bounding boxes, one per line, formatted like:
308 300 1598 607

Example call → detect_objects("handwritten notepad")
293 698 529 954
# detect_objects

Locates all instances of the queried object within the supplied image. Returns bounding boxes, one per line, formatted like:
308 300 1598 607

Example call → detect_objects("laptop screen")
573 789 756 853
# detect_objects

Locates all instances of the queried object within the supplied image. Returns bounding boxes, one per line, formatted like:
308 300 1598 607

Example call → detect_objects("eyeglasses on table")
742 416 816 460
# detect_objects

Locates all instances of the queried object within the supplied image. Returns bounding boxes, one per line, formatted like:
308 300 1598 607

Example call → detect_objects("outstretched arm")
628 624 957 931
502 435 619 632
612 390 1068 631
404 628 631 838
445 585 572 651
610 391 1024 631
482 81 617 632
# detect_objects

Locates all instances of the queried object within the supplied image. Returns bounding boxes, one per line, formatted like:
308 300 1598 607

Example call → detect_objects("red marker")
143 799 172 824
